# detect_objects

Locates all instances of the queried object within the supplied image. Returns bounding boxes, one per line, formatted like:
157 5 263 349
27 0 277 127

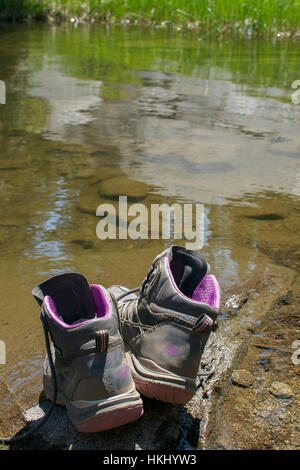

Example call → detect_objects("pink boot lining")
166 258 220 309
191 274 220 309
44 284 110 328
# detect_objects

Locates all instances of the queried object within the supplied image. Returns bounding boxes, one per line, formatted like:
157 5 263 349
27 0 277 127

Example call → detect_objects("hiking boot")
32 273 143 432
109 245 220 404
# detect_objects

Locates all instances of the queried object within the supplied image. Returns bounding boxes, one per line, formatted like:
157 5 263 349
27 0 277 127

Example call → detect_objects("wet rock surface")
269 382 293 399
231 369 254 388
203 270 300 450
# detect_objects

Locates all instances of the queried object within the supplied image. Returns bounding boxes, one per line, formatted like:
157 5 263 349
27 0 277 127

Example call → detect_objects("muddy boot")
32 273 143 432
109 245 220 404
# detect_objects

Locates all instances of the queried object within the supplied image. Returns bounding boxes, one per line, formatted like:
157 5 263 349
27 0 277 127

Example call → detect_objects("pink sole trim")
135 379 193 404
76 405 144 433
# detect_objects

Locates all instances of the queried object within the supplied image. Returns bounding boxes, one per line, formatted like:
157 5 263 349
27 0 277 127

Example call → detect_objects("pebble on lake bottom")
231 369 255 388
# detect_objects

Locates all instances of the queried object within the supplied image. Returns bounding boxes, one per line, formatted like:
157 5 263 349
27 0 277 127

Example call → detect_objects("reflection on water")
0 24 299 419
27 178 75 265
29 69 102 141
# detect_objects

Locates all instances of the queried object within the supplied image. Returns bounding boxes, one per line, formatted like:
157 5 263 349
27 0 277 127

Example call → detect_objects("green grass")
1 0 300 36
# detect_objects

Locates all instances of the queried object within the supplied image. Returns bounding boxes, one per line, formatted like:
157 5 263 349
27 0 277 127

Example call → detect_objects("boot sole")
44 384 144 432
125 349 196 404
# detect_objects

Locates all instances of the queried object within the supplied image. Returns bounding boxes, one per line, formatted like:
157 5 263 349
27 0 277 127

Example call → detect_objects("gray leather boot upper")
32 273 142 431
111 245 220 384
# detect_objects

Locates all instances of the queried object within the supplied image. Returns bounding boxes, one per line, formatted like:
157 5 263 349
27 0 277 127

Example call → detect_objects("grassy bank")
1 1 300 37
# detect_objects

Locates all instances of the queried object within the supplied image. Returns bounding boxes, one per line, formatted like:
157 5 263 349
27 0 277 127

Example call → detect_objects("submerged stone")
98 176 149 200
69 167 95 180
0 164 26 171
89 167 123 184
0 216 28 227
76 193 99 216
284 214 300 234
243 213 285 221
231 369 254 388
234 198 291 221
70 239 95 250
269 382 293 399
46 148 80 156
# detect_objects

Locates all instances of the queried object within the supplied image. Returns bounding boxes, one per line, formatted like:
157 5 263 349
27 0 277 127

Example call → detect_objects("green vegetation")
1 0 300 37
0 1 48 22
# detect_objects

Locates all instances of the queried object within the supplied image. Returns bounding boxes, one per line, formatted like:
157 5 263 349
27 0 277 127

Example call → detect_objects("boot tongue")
166 245 208 298
32 273 96 325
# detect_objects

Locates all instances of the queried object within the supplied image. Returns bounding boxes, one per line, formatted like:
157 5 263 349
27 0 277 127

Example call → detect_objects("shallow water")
0 24 299 440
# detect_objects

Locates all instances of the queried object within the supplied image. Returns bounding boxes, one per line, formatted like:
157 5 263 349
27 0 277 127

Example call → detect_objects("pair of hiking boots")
33 245 221 433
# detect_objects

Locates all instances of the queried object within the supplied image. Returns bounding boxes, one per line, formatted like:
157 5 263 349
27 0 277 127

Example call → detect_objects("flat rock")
0 164 26 171
76 192 99 216
269 382 293 399
68 167 96 180
284 214 300 234
98 176 149 201
19 398 182 451
231 369 254 388
0 215 28 227
70 239 95 250
233 198 291 220
89 167 123 184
